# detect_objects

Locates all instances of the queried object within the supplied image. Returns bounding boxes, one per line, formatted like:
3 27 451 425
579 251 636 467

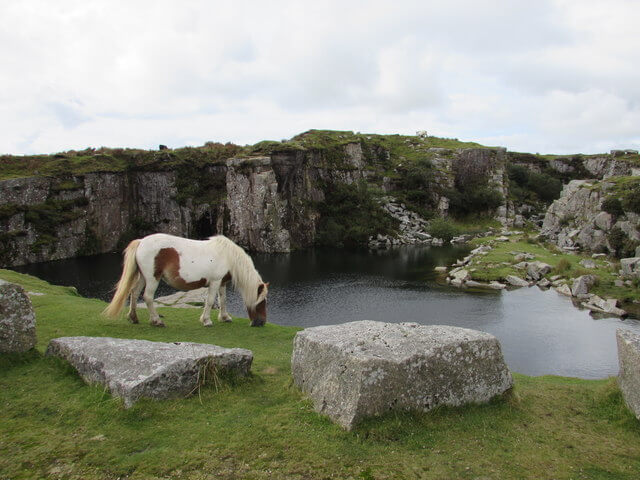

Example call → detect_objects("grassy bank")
466 233 640 309
1 269 640 479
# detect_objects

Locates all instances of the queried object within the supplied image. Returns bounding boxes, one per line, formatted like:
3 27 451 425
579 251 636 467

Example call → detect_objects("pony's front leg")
200 281 220 327
217 284 232 322
143 278 164 327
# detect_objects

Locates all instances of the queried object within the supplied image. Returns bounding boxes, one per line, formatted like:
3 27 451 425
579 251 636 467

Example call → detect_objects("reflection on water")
14 245 640 379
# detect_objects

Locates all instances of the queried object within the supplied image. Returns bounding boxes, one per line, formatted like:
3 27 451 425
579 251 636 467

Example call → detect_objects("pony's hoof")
151 321 166 328
219 314 232 323
201 320 213 327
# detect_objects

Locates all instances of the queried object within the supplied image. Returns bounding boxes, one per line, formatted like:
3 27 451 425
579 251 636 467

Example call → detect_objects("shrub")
447 186 504 216
621 187 640 214
607 227 627 258
602 196 624 217
315 181 397 248
554 258 572 274
427 218 461 243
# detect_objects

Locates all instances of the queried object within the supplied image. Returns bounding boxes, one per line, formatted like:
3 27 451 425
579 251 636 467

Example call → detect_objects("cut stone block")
617 329 640 420
46 337 252 407
291 320 513 430
0 280 36 353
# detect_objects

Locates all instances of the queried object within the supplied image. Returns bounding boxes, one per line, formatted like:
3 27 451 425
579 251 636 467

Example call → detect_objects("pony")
103 233 269 327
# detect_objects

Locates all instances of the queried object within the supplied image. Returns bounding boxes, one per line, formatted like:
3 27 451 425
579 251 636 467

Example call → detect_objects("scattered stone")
579 259 597 269
537 278 551 288
434 266 448 273
583 296 627 317
614 279 625 287
450 269 470 283
46 337 253 407
571 275 598 296
488 281 507 290
291 320 513 430
0 280 37 353
505 275 530 288
550 275 563 281
495 236 510 242
526 261 552 281
617 329 640 419
514 253 535 262
555 284 573 296
621 258 640 278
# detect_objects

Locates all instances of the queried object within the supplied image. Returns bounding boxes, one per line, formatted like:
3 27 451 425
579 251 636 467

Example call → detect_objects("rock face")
541 179 640 254
291 320 513 430
0 280 36 353
617 329 640 419
46 337 253 407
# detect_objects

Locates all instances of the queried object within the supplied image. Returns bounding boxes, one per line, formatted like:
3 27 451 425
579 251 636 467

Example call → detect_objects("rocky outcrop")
46 336 253 407
291 320 513 430
0 280 37 353
541 179 640 254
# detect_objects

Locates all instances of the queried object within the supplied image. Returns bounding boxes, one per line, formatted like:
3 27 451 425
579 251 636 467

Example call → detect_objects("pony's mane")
209 235 262 306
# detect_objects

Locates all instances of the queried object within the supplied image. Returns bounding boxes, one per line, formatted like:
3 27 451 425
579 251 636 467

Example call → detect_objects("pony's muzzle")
248 300 267 327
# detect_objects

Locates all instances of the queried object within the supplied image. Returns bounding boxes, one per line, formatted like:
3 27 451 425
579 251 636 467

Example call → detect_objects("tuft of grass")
2 269 640 479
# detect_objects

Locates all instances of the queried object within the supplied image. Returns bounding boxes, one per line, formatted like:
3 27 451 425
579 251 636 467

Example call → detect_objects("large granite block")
292 320 513 430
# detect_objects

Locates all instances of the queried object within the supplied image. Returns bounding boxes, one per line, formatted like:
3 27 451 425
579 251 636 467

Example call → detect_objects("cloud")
0 0 638 155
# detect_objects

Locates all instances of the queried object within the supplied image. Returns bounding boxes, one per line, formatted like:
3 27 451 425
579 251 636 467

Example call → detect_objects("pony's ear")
265 282 270 288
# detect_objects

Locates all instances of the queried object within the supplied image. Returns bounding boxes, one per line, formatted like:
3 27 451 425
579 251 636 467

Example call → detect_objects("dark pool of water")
14 246 640 379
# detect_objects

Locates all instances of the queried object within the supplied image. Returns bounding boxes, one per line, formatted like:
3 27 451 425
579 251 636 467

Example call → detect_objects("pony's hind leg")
127 274 145 324
142 277 165 327
199 281 220 327
217 284 232 322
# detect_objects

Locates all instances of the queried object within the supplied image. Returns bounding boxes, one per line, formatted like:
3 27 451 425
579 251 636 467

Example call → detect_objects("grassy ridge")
1 269 640 479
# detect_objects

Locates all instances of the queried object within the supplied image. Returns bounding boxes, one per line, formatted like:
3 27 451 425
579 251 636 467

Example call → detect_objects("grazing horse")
103 233 269 327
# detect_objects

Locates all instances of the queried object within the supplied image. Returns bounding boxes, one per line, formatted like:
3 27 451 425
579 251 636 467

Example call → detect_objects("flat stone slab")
617 329 640 419
46 337 252 407
0 280 37 353
292 320 513 430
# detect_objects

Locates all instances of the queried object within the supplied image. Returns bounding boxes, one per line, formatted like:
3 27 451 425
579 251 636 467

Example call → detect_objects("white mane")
209 235 263 307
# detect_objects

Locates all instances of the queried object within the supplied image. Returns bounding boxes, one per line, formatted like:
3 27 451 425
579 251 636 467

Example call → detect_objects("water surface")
14 246 640 379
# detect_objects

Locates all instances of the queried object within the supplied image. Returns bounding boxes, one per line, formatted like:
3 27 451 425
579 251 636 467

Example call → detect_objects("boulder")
571 275 598 296
579 259 596 269
0 280 37 353
617 329 640 419
46 337 253 407
555 284 573 296
621 258 640 278
526 261 552 281
537 278 551 288
291 320 513 430
505 275 530 288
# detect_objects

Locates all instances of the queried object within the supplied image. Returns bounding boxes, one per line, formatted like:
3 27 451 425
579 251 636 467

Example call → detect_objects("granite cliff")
1 131 637 266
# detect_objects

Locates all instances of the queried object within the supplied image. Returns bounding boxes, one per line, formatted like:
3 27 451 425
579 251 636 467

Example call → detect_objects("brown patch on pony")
221 271 232 286
154 247 207 291
258 283 265 296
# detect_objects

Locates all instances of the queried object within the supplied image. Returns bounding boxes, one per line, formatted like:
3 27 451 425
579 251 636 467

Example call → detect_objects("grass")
1 269 640 479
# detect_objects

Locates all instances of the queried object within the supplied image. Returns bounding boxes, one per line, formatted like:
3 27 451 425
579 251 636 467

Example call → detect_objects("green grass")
2 269 640 479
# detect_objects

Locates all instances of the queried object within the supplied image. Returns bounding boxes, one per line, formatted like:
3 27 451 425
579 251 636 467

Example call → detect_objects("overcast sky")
1 0 639 155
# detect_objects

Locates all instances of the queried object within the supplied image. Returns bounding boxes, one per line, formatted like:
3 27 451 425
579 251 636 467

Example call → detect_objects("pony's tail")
102 239 141 318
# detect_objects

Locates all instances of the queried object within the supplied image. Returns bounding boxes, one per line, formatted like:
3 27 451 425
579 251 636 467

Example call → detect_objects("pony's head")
248 282 269 327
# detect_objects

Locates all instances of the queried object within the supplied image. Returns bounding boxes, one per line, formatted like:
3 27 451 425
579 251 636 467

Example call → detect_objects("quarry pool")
14 245 640 379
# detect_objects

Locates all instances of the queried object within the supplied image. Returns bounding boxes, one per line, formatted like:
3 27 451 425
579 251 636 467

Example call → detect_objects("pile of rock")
369 198 434 248
553 274 627 317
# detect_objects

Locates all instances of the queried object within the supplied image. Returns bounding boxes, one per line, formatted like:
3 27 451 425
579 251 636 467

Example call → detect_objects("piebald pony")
103 233 269 327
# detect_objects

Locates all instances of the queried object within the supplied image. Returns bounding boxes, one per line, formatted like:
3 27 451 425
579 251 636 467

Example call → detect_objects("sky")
1 0 639 156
